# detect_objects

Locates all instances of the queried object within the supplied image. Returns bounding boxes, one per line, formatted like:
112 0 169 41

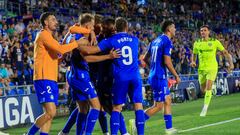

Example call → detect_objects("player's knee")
44 111 56 120
164 97 172 106
154 103 163 111
112 105 122 112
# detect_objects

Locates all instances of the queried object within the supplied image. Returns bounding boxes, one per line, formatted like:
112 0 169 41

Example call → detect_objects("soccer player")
96 17 129 135
141 20 180 134
26 12 91 135
62 13 121 135
78 17 145 135
190 25 234 116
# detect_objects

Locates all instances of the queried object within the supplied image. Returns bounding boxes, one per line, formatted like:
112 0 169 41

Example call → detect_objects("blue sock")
62 108 78 133
85 109 100 134
27 124 40 135
135 110 145 135
39 132 48 135
144 112 150 121
119 113 127 134
99 111 108 133
164 115 172 129
76 112 87 135
110 111 120 135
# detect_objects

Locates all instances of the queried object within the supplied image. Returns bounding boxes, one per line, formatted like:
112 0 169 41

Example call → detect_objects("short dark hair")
200 25 210 30
79 13 94 25
103 17 115 27
94 14 103 25
115 17 128 32
40 12 54 27
161 20 174 33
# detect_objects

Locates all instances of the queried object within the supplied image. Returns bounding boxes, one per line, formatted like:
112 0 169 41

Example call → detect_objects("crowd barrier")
0 94 43 129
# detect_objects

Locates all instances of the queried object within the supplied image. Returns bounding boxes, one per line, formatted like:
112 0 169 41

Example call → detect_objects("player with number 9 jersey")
98 32 142 105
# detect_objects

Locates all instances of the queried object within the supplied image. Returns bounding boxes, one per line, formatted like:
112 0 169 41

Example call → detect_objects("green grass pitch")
2 93 240 135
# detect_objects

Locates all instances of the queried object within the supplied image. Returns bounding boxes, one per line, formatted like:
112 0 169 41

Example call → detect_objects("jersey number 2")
122 46 133 65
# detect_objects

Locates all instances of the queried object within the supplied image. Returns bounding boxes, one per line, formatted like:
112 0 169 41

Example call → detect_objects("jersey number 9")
122 46 133 65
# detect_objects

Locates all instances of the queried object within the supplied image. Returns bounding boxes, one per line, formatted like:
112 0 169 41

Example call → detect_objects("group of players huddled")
26 11 233 135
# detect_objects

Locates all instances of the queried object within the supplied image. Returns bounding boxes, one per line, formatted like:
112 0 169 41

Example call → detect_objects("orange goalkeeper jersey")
33 27 90 81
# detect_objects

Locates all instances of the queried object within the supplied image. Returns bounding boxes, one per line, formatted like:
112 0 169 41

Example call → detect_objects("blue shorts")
68 71 97 101
111 77 143 105
149 78 170 102
34 80 59 105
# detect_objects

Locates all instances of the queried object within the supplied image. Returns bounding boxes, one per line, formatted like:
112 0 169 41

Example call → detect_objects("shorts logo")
40 91 46 95
84 88 89 92
50 95 54 100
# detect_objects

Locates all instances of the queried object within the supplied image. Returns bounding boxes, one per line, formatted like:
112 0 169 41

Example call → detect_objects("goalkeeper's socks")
204 90 212 106
164 114 172 129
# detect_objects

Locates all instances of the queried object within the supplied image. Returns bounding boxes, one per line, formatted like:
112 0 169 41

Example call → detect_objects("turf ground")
2 93 240 135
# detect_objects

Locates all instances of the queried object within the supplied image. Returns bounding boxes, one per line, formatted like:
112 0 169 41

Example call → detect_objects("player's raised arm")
41 31 78 55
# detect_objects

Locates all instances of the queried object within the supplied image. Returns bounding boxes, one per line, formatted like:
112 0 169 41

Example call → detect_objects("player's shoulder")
38 29 51 39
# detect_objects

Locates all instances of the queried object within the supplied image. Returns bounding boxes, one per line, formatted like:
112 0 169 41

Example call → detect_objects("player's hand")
175 75 181 84
90 31 97 46
76 37 89 47
109 48 121 59
190 62 196 68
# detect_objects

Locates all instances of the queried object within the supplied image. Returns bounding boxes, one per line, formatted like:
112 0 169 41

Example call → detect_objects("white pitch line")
178 117 240 133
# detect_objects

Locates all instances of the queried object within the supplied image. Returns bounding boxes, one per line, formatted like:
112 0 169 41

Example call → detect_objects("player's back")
148 34 173 80
108 32 140 80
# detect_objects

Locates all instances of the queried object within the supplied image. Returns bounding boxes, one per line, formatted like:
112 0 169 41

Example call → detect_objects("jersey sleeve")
216 40 225 51
193 41 198 54
41 31 78 55
98 38 112 52
69 25 91 34
163 40 173 56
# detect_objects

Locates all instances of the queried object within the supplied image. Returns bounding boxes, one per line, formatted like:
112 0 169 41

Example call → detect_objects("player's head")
102 17 115 38
200 25 210 39
161 20 176 37
115 17 128 32
94 14 103 35
79 13 95 31
40 12 58 31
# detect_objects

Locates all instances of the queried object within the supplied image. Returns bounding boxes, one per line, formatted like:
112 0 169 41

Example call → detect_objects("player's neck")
44 27 54 35
202 37 209 41
164 33 172 39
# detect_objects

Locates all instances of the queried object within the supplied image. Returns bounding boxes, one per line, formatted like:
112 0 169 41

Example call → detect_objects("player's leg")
99 107 109 135
164 95 177 134
110 80 128 135
76 100 89 135
27 81 58 135
28 102 56 135
200 70 217 116
130 78 145 135
144 79 164 121
85 97 101 134
58 107 78 135
69 76 100 134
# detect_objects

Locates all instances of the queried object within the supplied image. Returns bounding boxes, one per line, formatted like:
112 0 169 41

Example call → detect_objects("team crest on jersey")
208 42 212 46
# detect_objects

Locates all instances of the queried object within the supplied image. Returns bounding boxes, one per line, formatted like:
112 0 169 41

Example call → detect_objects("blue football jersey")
66 34 89 78
98 32 140 80
148 34 173 80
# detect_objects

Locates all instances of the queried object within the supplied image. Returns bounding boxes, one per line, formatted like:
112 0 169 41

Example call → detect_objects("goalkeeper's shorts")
198 70 218 84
